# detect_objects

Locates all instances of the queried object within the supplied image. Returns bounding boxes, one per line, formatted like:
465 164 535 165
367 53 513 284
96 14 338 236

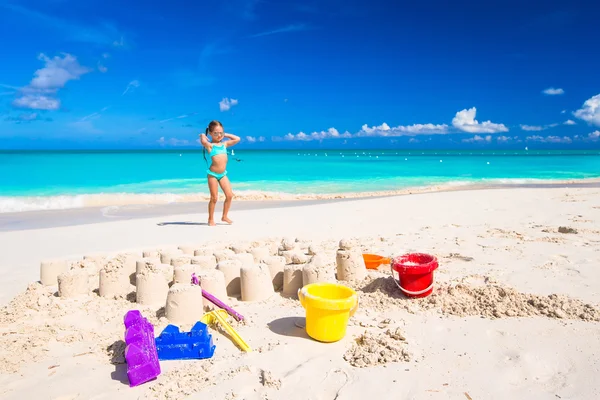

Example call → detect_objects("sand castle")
336 239 367 281
37 236 372 325
302 253 335 285
99 259 130 299
136 266 170 307
165 283 205 325
40 259 68 286
173 264 197 284
262 256 286 290
217 259 243 296
136 257 161 278
240 263 275 302
170 255 193 268
194 269 228 309
250 246 270 263
57 268 89 298
191 255 217 270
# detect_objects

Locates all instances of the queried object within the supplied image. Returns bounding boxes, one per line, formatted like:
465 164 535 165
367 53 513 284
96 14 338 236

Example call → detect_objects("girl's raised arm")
224 133 241 147
199 133 211 149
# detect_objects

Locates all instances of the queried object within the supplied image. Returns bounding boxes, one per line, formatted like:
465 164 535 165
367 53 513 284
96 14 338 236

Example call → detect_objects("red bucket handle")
390 263 435 296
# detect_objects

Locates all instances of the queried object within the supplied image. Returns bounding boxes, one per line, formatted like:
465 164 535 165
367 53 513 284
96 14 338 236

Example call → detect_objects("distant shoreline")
2 177 600 215
1 178 599 232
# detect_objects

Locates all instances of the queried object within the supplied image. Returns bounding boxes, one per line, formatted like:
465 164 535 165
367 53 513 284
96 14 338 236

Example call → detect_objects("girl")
199 120 241 226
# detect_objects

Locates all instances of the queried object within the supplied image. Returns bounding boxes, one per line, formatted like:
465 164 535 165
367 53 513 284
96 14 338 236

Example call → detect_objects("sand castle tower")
278 237 303 264
173 264 196 284
99 259 131 299
302 253 335 285
57 268 90 298
40 259 68 286
213 249 236 263
216 259 243 296
165 283 205 325
191 255 217 270
262 255 286 290
335 238 367 281
195 269 228 309
136 263 171 307
282 249 308 298
250 246 271 263
240 263 275 302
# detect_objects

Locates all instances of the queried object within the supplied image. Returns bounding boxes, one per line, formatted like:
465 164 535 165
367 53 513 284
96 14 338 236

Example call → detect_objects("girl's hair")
205 120 223 135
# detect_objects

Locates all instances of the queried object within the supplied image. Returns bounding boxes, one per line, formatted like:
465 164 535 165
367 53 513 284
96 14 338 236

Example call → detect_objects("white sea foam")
0 177 598 213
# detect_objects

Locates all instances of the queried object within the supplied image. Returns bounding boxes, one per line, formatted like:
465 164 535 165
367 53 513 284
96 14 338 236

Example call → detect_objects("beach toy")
123 310 161 387
297 282 358 343
155 321 216 360
191 273 245 322
362 253 391 270
391 253 439 298
200 309 251 352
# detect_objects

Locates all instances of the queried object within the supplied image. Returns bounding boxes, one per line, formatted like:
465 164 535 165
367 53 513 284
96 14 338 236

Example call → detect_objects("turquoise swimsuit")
207 144 228 180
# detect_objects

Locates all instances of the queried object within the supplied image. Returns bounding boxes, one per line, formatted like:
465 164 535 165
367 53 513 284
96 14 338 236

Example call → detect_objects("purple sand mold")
191 273 245 322
155 321 216 360
124 310 161 387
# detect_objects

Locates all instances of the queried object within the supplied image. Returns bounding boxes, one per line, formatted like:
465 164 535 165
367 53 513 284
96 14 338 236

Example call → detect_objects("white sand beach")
1 186 600 399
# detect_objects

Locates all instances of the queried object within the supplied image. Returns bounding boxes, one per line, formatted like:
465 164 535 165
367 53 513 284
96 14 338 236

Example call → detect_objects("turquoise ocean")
1 149 600 213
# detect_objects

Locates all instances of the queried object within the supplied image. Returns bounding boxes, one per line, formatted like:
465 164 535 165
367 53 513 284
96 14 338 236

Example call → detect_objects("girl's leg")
207 175 219 226
218 176 234 224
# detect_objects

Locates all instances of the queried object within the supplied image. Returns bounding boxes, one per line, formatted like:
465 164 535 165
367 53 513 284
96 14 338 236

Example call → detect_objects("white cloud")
10 53 90 111
561 110 567 114
526 135 572 144
587 131 599 140
563 120 576 125
408 138 419 143
98 64 108 73
157 137 190 146
573 93 600 126
29 53 90 91
462 135 492 143
521 123 561 131
12 95 60 110
102 53 110 59
496 135 514 143
452 107 508 133
542 87 564 95
219 97 239 112
246 135 266 143
113 36 125 47
358 122 449 136
4 112 45 123
284 128 353 141
122 80 140 96
520 124 544 131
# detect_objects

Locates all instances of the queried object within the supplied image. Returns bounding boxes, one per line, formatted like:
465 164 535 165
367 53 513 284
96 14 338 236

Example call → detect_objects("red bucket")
391 253 438 298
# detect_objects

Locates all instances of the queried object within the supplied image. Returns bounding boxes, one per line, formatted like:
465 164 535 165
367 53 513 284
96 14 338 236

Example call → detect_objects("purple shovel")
191 273 245 322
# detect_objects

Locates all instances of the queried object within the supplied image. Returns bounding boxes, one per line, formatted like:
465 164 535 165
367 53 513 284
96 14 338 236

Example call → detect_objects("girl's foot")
221 217 233 224
208 219 216 226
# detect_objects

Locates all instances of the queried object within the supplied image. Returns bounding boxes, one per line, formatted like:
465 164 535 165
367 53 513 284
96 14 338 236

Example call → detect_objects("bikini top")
209 143 227 157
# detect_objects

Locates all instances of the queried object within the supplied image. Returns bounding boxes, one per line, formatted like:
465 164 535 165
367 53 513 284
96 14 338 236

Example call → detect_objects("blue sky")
1 0 599 150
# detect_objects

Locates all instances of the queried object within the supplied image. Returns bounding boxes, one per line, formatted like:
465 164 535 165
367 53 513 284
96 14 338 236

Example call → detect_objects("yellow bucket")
298 282 358 343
